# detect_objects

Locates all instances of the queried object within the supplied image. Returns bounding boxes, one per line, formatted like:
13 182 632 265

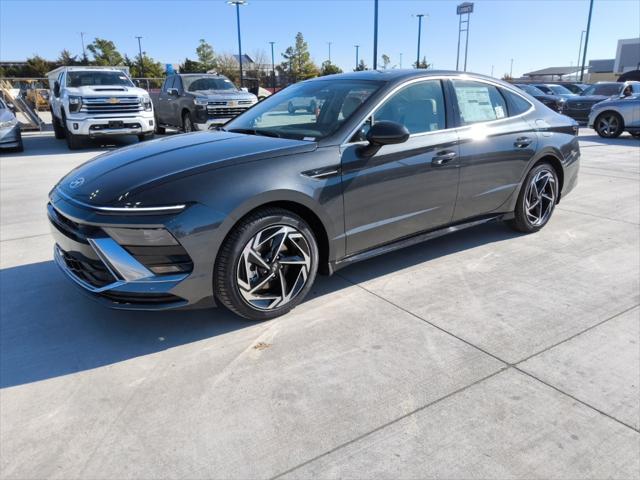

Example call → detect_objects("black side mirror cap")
359 120 410 157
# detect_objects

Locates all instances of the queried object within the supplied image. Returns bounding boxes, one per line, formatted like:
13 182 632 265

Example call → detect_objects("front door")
156 75 175 125
341 79 460 255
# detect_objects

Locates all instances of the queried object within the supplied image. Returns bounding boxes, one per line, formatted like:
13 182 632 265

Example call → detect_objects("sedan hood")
55 132 316 206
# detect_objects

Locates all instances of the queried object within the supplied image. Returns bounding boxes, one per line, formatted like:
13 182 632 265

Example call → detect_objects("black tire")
64 117 82 150
52 112 65 139
138 132 154 142
182 111 194 133
631 132 640 138
507 162 559 233
594 111 624 138
214 208 319 321
155 123 166 134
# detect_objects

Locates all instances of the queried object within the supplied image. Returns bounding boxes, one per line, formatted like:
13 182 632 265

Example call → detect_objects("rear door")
450 79 538 222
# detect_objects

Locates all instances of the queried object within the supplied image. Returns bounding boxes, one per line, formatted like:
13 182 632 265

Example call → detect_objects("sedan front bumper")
0 123 21 149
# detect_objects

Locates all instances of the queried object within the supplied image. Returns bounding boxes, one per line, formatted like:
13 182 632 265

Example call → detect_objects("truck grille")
81 96 143 114
206 106 249 118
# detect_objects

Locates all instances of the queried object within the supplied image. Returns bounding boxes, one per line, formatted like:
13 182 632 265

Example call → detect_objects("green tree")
381 54 391 69
501 73 513 81
179 57 206 73
25 55 52 76
281 32 319 81
413 56 430 69
354 59 368 71
57 49 78 66
129 52 165 78
196 39 217 71
320 60 343 76
87 38 124 65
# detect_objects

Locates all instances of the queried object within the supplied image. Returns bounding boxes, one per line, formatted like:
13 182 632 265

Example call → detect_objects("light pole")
415 14 425 68
327 41 332 63
399 52 403 68
580 0 594 82
491 64 494 77
269 41 276 91
228 0 247 87
510 58 513 78
355 44 360 70
135 36 144 78
80 32 87 62
576 30 586 81
373 0 379 70
455 2 474 71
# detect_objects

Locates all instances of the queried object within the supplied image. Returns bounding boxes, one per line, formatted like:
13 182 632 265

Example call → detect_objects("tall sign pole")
373 0 379 70
580 0 594 83
416 14 424 68
455 3 473 71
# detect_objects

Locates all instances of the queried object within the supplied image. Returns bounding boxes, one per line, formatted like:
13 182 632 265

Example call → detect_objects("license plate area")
108 120 124 129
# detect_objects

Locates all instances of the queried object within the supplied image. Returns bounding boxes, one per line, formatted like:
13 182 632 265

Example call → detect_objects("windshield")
582 84 622 96
66 71 134 87
548 85 574 95
517 84 545 95
224 79 382 141
183 76 237 92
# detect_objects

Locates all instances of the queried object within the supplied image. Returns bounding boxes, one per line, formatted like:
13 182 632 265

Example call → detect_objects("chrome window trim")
56 188 186 213
341 75 535 146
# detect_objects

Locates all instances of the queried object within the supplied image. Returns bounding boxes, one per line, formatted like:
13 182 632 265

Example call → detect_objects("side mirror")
359 120 410 157
167 88 178 96
53 81 60 98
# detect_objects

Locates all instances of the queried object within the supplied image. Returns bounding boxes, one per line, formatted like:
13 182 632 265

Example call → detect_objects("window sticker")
495 105 505 118
456 86 496 123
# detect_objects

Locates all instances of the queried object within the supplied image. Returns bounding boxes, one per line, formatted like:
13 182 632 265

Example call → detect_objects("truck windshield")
224 79 382 141
67 71 134 87
184 76 237 92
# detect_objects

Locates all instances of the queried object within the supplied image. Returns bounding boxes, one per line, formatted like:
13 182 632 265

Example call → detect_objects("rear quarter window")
501 89 533 116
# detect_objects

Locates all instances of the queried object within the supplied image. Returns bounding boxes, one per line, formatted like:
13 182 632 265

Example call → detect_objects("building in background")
614 38 640 75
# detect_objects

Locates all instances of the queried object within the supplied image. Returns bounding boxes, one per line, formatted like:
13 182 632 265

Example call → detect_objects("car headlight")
141 96 152 111
68 95 82 112
194 97 209 106
0 119 18 129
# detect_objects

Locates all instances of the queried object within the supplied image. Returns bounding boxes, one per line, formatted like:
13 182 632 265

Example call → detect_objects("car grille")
80 96 143 114
59 248 117 288
206 100 253 118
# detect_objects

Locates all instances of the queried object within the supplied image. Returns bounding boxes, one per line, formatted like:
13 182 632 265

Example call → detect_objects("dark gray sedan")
48 70 580 320
0 98 23 152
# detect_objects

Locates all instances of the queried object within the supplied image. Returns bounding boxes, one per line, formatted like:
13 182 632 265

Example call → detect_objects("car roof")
178 73 226 77
306 69 497 84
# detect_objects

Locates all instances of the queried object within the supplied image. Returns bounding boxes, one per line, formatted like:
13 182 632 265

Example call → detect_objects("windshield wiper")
227 128 281 138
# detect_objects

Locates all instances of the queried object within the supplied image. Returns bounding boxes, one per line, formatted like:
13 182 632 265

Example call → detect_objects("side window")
162 76 175 92
501 88 532 116
452 80 508 125
373 80 446 134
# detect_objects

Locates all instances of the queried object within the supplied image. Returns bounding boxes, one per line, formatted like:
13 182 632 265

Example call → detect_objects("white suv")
49 67 155 149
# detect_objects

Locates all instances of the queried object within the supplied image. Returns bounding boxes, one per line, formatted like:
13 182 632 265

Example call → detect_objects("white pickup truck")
48 66 155 149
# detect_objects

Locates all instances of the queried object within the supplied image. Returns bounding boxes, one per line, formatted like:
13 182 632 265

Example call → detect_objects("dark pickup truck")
151 74 258 132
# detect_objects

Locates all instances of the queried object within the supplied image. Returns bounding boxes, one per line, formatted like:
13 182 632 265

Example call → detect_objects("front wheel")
594 112 623 138
508 163 558 233
214 208 319 321
52 112 65 139
138 132 154 142
182 112 194 133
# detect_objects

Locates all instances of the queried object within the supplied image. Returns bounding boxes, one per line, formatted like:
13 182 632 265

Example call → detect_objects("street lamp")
580 0 594 82
414 14 427 68
80 32 87 62
576 30 586 81
510 58 514 78
354 45 360 70
135 36 144 78
373 0 378 70
327 41 332 63
228 0 247 87
455 2 474 71
269 41 276 91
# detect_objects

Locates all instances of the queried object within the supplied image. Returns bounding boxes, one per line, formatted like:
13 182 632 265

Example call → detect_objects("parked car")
561 81 640 123
0 98 23 152
588 94 640 138
514 84 564 111
152 74 258 133
532 84 577 99
48 70 579 320
48 66 155 149
562 83 589 94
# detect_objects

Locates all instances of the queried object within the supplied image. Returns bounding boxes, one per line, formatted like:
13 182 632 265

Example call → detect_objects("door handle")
514 136 532 148
432 151 457 166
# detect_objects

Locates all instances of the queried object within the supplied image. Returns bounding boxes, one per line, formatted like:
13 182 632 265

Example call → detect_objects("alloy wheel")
236 225 312 311
524 169 556 227
596 115 619 137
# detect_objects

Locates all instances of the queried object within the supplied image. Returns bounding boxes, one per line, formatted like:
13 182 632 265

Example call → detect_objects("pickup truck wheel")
155 123 166 134
52 113 66 139
182 112 194 133
138 132 154 142
65 124 81 150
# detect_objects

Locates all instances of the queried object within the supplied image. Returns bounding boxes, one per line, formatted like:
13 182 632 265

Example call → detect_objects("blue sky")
1 0 638 77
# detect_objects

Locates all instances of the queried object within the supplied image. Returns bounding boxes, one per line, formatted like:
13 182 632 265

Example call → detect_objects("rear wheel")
214 208 318 321
138 132 154 142
508 162 558 233
182 111 194 133
594 112 624 138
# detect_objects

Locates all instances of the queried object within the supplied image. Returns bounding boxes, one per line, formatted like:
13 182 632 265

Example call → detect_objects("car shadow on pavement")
578 133 640 146
0 222 521 389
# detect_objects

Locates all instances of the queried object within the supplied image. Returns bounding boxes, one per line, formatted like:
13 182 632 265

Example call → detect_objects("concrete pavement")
1 130 638 479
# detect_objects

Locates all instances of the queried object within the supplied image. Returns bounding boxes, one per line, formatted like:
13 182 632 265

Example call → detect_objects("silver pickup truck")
151 74 258 132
